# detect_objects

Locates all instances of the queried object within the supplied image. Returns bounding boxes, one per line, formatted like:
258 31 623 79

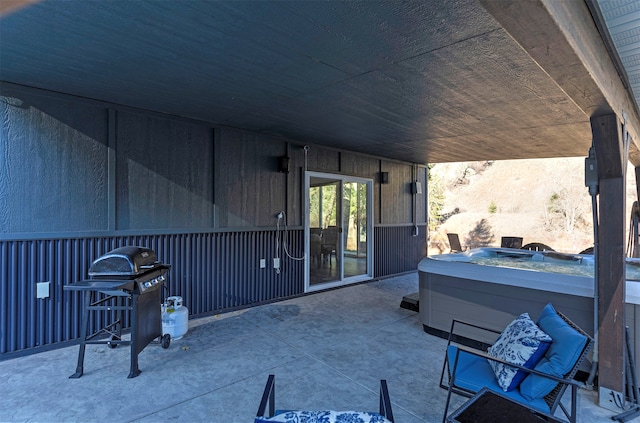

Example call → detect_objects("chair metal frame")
440 311 593 423
256 374 394 422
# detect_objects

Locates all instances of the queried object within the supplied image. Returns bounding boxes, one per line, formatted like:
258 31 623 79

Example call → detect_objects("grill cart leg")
128 363 141 378
69 290 92 378
128 293 141 378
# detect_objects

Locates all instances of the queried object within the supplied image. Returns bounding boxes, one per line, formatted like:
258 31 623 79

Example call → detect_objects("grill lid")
89 246 160 278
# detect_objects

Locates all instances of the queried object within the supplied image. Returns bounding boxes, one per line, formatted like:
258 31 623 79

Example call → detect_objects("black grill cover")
89 246 159 278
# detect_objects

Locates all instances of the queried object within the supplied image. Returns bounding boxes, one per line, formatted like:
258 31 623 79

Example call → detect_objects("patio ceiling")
596 0 640 130
1 0 640 165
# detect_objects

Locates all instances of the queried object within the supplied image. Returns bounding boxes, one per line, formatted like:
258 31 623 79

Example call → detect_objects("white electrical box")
273 258 280 269
260 259 266 268
37 282 50 299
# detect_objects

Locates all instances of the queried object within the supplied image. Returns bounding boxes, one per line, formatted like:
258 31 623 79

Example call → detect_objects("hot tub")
418 247 640 374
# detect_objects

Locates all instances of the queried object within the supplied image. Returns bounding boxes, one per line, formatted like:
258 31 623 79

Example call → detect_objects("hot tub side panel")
420 271 593 332
419 249 640 381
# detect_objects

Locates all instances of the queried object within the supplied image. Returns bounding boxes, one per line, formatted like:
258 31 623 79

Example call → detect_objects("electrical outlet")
273 258 280 269
37 281 50 299
260 259 266 268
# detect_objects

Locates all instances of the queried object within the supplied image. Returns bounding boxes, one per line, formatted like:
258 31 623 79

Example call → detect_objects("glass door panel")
309 177 342 287
306 172 372 292
343 181 368 278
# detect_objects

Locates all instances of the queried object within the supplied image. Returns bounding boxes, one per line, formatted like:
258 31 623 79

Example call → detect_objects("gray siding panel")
214 128 288 228
0 230 303 356
380 161 414 224
116 112 214 230
374 225 426 277
0 94 109 233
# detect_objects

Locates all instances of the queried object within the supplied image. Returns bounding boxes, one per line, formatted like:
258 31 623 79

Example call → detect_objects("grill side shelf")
64 280 135 293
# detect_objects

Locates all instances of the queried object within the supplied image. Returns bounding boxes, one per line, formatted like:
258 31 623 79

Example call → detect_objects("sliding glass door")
305 172 373 292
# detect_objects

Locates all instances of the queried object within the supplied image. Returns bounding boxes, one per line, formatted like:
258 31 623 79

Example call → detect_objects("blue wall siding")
0 230 303 355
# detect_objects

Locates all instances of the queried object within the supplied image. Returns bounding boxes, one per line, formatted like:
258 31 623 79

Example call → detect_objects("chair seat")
256 375 394 422
256 410 391 422
447 346 550 414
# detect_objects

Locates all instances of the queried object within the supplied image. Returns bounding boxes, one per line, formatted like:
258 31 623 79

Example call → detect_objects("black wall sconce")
278 156 290 173
379 171 389 184
412 181 422 194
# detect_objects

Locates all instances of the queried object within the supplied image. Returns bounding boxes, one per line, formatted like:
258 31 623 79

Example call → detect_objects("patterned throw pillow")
487 313 552 391
254 410 392 423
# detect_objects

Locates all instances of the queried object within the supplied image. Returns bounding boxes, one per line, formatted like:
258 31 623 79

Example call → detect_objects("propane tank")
162 296 189 340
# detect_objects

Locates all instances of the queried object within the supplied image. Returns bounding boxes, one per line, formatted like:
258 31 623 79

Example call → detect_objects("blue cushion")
487 313 552 391
447 345 550 414
520 304 589 401
254 410 392 422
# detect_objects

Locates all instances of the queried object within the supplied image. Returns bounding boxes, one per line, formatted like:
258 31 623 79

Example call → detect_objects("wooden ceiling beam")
479 0 640 166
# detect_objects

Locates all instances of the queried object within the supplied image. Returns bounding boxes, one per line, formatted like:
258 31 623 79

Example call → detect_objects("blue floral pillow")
254 410 392 423
487 313 552 391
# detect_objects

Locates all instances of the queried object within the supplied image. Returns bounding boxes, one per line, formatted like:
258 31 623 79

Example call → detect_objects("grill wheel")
161 334 171 349
108 335 121 349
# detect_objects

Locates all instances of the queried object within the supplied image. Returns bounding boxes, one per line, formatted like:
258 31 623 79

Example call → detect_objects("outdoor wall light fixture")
379 172 389 184
278 156 290 173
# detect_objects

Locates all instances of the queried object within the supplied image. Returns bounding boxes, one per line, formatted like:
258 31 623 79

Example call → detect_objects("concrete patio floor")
0 273 618 422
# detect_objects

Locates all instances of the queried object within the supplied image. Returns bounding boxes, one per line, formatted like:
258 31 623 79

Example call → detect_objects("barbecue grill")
65 246 171 378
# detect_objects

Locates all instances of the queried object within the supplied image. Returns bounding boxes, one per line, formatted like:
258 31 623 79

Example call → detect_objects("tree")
544 163 590 234
465 219 495 248
428 164 445 231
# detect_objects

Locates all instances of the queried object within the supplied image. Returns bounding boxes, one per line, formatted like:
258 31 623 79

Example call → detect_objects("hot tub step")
400 292 419 312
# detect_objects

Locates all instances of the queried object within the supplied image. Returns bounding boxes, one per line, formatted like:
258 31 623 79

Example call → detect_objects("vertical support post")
633 167 640 258
378 160 384 225
592 113 626 409
635 166 640 204
283 141 290 223
412 164 418 236
107 108 117 232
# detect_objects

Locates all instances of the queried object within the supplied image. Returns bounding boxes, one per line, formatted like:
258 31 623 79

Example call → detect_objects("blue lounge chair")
440 304 593 423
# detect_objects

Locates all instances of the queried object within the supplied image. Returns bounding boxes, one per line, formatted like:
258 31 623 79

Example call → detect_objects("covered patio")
2 0 640 418
0 274 612 422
